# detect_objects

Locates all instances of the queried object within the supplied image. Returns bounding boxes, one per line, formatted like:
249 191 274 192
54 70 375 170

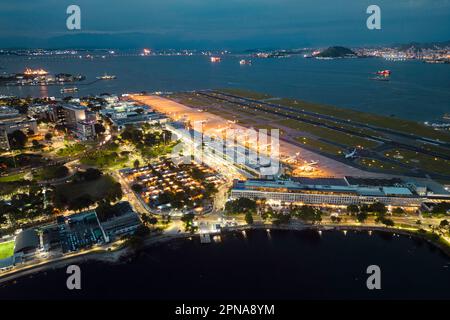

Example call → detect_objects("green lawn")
356 157 408 173
220 88 272 100
295 137 343 155
213 89 450 143
275 97 450 143
56 143 87 157
33 165 69 181
279 119 380 149
81 149 128 169
384 149 450 176
0 241 14 260
0 172 26 182
55 175 119 202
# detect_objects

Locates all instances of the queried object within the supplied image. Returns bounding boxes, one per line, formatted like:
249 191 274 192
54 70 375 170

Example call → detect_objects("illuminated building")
230 177 437 208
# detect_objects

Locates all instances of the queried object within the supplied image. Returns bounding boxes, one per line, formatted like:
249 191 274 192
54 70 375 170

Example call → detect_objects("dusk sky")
0 0 449 48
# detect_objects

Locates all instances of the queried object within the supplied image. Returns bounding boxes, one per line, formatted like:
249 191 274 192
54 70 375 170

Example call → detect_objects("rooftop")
14 229 40 254
233 178 418 198
61 104 88 111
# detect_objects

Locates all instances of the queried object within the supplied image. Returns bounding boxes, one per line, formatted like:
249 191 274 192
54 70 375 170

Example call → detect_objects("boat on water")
96 74 117 80
370 69 391 81
239 59 252 65
210 56 221 63
370 76 390 82
376 70 391 76
60 87 78 93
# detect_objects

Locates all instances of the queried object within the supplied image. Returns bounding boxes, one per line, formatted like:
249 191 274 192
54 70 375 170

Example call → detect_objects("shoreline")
0 223 449 285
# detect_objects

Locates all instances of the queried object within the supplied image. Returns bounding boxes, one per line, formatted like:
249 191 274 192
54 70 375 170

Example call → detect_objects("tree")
94 123 106 135
245 212 254 225
225 198 257 214
0 202 8 225
356 211 368 223
8 130 28 149
432 202 450 215
381 217 395 227
347 204 359 215
121 126 143 144
392 207 405 215
81 168 102 181
37 165 69 180
181 213 196 233
272 212 291 225
360 204 370 213
369 202 387 215
148 216 158 226
127 225 150 250
133 159 140 169
330 215 342 223
293 205 322 224
45 132 53 141
142 215 158 227
69 194 93 212
131 183 144 193
203 182 217 198
95 201 114 222
261 206 274 221
439 219 449 229
31 140 42 149
104 182 123 203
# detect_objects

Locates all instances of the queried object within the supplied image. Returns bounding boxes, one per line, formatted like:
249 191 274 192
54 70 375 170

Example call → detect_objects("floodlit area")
130 94 371 178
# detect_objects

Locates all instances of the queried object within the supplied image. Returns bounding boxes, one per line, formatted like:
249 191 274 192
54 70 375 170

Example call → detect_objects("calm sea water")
1 229 449 300
0 55 449 121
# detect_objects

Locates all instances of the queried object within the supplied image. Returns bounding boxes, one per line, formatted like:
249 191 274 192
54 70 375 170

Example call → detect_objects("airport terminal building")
230 177 427 208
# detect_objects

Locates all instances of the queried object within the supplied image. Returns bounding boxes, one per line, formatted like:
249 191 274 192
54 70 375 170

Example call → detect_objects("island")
316 46 357 58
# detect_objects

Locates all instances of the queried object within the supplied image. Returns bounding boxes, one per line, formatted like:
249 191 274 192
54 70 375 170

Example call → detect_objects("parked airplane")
344 148 357 159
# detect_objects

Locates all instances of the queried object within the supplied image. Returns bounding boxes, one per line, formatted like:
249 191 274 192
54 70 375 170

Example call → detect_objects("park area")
53 174 123 211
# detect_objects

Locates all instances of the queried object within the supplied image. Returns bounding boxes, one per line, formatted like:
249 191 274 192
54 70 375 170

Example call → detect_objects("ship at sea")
376 70 391 76
370 70 391 81
60 87 78 93
239 59 252 65
96 74 117 80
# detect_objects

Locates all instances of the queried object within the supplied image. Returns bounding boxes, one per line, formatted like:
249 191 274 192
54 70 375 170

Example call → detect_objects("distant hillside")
396 40 450 51
317 46 356 58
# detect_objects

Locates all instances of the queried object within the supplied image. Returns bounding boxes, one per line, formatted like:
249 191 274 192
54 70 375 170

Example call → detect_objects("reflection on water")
0 229 449 300
1 56 449 121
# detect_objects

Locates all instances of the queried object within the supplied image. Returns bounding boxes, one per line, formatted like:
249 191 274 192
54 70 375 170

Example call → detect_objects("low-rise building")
100 102 168 130
230 177 426 208
0 106 19 118
76 121 96 140
13 229 41 263
61 104 88 129
97 202 142 242
0 114 38 150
